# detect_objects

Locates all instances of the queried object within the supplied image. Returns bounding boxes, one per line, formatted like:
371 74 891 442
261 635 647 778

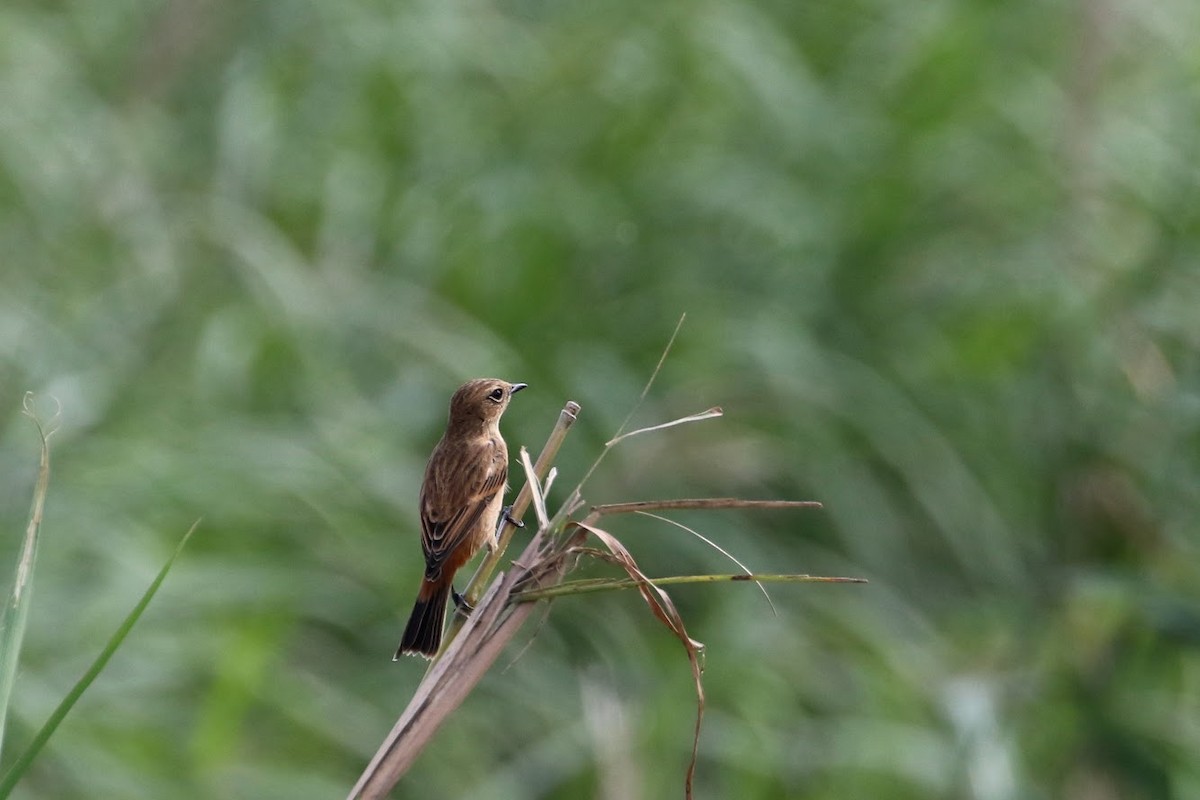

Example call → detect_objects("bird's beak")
510 383 528 394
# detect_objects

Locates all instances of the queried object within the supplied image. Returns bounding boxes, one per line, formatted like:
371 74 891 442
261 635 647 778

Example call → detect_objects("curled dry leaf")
573 521 706 800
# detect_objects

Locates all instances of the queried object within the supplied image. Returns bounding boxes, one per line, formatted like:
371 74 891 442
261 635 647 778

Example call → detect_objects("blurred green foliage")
1 0 1198 798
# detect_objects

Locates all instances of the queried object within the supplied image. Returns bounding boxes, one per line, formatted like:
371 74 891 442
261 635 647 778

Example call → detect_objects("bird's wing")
419 442 507 579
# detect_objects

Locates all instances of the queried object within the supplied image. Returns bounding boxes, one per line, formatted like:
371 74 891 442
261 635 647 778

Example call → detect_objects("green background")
2 0 1198 798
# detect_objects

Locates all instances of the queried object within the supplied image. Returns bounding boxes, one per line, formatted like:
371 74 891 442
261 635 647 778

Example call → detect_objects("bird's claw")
451 587 474 616
502 505 524 529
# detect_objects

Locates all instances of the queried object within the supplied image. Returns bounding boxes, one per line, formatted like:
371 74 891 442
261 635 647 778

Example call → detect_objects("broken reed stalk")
444 401 581 644
347 537 567 800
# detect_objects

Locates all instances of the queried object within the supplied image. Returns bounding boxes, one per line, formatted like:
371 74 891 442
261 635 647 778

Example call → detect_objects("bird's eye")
488 387 505 402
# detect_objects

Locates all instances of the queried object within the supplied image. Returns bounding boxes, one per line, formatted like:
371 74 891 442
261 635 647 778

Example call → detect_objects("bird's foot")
451 587 474 617
501 505 524 529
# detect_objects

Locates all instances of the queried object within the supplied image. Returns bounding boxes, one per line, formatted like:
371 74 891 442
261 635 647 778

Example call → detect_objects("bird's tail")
395 580 450 660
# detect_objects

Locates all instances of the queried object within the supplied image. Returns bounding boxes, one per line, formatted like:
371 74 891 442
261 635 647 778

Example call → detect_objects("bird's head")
447 378 527 427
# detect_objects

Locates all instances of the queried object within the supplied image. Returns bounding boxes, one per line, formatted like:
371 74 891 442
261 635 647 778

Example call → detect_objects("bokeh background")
2 0 1198 798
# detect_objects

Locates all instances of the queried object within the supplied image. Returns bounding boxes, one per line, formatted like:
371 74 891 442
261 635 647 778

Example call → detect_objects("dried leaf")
574 521 705 800
605 407 723 447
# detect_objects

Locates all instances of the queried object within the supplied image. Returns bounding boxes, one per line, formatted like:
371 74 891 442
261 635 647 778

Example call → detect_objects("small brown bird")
395 378 527 659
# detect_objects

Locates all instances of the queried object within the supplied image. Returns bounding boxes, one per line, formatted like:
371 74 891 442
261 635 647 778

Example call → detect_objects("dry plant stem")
464 400 581 606
512 573 868 602
350 523 578 800
350 569 528 799
588 498 823 519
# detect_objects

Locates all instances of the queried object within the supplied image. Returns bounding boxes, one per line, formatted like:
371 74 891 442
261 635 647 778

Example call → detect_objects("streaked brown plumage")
395 378 527 659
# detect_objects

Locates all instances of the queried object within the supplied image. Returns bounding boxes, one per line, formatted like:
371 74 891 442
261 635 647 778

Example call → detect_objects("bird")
395 378 527 660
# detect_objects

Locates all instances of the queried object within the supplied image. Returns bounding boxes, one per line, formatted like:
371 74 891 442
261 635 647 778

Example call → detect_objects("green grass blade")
0 519 200 798
0 397 57 762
